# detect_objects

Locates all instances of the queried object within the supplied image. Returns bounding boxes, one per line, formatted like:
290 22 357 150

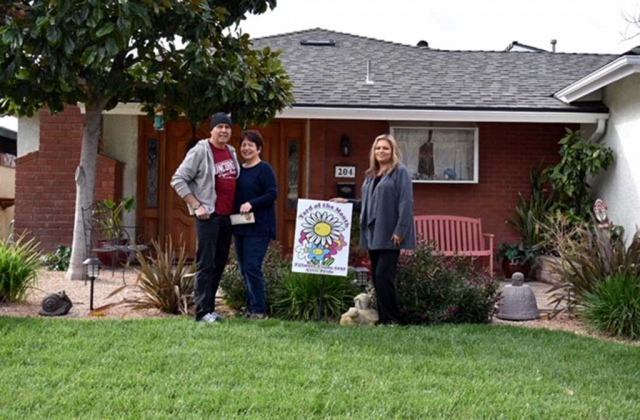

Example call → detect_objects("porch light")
340 135 352 157
83 258 102 311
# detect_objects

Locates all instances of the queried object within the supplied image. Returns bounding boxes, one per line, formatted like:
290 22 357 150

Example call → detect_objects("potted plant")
93 196 136 266
497 242 536 279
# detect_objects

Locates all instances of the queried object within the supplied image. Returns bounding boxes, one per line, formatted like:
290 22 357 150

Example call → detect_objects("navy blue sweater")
233 161 278 239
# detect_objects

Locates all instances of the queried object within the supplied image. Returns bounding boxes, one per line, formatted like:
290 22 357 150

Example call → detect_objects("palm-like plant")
129 237 196 315
547 225 640 316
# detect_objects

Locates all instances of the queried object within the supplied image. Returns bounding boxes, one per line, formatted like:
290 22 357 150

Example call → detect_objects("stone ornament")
340 293 379 326
39 291 73 317
496 272 540 321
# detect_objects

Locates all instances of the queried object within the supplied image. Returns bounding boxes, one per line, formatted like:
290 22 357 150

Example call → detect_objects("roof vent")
365 59 374 84
417 40 429 48
550 39 557 53
300 39 336 47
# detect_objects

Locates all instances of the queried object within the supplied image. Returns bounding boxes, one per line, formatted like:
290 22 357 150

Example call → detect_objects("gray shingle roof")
252 28 619 112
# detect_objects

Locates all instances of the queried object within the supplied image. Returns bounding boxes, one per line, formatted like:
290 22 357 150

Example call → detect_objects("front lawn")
1 317 638 419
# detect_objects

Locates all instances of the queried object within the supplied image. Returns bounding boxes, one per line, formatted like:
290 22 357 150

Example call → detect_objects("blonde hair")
365 134 403 178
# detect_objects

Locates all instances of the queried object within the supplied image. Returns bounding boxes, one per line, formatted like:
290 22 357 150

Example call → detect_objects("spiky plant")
0 234 41 303
129 237 196 315
547 226 640 317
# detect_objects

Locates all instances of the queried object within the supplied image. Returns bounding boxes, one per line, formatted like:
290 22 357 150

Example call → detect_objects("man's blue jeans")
234 235 270 315
195 215 232 321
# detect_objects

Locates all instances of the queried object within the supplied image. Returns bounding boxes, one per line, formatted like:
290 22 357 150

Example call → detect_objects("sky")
240 0 640 54
2 0 639 131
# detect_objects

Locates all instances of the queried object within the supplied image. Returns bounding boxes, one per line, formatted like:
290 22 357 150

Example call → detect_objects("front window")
391 127 479 183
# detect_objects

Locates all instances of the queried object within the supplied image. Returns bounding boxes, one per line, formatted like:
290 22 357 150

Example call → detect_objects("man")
171 112 240 323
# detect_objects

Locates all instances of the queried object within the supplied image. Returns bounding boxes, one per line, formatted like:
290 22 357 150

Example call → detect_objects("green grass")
1 317 639 419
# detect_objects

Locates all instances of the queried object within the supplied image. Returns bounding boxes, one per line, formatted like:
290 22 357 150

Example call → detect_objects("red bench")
414 215 494 276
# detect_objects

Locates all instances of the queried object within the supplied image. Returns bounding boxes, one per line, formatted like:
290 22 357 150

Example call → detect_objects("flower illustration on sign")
297 210 347 266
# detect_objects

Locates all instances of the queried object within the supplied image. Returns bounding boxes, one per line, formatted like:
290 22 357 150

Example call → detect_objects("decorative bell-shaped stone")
496 272 540 321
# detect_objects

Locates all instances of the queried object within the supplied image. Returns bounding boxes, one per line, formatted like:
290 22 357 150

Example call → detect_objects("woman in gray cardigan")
333 134 416 325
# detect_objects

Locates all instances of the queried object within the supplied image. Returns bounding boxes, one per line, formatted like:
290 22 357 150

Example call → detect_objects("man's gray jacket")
170 139 240 215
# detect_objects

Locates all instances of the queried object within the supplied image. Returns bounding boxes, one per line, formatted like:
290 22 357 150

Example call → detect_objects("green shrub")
41 245 71 271
0 234 41 303
582 273 640 340
271 272 358 321
220 241 290 314
396 243 499 325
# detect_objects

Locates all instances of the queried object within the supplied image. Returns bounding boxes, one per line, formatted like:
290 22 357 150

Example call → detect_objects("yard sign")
292 199 353 277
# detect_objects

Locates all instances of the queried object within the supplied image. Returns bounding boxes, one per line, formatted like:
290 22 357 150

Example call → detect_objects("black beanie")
210 112 232 129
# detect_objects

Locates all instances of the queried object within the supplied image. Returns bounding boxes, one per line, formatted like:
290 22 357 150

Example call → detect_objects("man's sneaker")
250 313 269 320
198 312 221 323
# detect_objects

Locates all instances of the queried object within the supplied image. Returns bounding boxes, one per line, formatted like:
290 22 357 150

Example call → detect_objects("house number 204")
335 166 356 178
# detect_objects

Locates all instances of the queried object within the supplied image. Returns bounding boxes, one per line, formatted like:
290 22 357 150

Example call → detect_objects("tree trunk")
66 102 104 280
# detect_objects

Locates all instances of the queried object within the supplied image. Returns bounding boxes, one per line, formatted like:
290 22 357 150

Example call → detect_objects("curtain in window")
394 128 474 181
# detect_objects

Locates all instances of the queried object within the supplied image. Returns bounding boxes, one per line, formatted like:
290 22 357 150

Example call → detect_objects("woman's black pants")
368 249 402 324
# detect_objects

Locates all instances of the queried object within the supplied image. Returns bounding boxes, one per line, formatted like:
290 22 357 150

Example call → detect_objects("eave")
83 103 608 124
555 55 640 104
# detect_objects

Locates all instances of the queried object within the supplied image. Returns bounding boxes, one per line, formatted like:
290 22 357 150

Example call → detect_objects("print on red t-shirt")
210 144 237 215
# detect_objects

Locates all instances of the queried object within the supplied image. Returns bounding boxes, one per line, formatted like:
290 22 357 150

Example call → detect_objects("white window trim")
390 126 479 184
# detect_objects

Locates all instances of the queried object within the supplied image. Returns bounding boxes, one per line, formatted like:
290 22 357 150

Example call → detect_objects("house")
14 28 629 260
554 49 640 241
0 126 16 241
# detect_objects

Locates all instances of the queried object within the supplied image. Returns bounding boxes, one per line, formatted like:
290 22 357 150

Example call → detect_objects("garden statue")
340 293 379 326
593 199 613 231
39 291 73 317
496 273 540 321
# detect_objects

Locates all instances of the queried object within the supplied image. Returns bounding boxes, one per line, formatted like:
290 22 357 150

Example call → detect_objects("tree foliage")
0 0 293 279
0 0 293 125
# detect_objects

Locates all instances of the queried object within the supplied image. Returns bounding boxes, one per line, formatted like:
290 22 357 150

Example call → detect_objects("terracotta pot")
501 259 531 279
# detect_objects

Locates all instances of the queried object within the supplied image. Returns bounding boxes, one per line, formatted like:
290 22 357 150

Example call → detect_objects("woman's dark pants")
235 235 270 315
369 249 402 324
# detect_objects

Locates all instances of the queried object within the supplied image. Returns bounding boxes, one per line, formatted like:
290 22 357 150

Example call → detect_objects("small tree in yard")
0 1 293 279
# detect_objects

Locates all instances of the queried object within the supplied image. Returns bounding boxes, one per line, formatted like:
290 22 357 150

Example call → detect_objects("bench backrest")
414 215 487 254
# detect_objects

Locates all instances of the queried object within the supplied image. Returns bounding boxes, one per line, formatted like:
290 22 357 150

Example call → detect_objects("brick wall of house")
14 105 124 252
310 120 573 250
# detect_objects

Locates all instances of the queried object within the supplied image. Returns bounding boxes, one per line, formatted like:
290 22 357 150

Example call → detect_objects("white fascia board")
555 56 640 104
277 107 608 124
82 102 608 124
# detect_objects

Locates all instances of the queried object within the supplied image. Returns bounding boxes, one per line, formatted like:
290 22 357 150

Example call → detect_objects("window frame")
390 126 479 184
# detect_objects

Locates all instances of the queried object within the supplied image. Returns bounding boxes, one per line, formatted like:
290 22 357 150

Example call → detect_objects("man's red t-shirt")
210 144 237 215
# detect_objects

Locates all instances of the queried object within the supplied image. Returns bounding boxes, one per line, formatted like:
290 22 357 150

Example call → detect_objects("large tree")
0 0 293 279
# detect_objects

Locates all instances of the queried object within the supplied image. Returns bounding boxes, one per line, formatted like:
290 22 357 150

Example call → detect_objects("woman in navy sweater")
234 130 278 319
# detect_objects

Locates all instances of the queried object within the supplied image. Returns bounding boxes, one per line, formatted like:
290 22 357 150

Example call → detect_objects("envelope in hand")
230 212 255 225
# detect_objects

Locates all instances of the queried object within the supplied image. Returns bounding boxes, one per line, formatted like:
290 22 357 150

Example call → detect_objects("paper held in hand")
230 212 255 225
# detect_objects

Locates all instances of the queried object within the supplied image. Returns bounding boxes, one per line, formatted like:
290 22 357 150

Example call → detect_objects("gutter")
588 117 607 143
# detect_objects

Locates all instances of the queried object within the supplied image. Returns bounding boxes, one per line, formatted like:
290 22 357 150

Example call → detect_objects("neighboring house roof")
504 41 549 53
252 28 618 113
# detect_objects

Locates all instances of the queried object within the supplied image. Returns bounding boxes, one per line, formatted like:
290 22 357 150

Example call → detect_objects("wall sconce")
340 135 351 157
83 257 102 311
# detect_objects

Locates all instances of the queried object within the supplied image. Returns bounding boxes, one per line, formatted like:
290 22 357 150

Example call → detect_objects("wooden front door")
138 117 306 257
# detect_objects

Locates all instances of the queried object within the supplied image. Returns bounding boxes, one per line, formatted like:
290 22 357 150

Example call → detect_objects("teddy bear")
340 293 379 326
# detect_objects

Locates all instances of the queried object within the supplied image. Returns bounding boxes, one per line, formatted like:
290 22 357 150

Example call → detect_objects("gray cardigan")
170 139 240 215
351 164 416 250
